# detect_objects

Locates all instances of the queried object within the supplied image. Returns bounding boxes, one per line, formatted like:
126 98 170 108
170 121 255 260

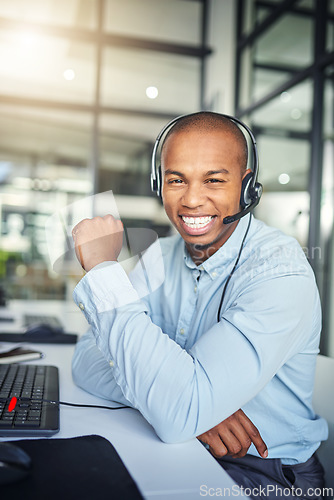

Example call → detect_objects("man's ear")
242 168 253 180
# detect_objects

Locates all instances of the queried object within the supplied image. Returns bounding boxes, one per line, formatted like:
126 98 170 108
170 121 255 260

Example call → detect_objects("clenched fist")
72 215 123 272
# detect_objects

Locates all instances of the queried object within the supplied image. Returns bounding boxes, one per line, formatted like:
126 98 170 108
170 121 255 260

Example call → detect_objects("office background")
0 0 333 355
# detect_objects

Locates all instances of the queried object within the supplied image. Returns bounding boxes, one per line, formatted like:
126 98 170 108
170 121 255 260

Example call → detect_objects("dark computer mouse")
0 442 32 485
24 323 63 338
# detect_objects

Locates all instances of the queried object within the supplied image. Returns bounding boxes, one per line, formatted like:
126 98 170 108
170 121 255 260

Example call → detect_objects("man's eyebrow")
206 169 230 175
164 169 184 176
163 168 230 177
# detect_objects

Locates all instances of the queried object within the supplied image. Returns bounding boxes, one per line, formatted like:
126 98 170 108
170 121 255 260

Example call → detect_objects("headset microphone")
223 197 261 225
151 112 263 223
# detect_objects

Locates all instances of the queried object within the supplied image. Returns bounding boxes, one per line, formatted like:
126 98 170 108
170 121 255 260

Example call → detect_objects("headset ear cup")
157 165 162 198
240 172 253 208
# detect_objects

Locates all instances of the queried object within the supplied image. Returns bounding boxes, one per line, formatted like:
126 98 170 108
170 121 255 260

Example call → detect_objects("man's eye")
168 179 183 184
207 178 225 183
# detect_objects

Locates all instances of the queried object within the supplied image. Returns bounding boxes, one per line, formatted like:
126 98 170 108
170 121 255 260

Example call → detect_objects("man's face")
161 128 251 263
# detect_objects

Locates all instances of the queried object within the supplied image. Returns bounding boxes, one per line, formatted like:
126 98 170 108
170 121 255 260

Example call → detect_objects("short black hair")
161 111 248 171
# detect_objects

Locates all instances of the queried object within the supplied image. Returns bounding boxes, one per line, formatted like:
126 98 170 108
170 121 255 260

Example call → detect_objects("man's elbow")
152 417 197 444
155 428 191 444
147 390 202 444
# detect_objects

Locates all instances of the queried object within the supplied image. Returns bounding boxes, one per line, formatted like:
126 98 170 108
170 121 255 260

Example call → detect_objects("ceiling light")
146 86 158 99
63 69 75 81
280 91 291 103
278 173 290 185
290 108 302 120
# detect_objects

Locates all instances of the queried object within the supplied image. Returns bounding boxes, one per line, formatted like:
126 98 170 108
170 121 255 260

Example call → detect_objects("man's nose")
181 183 205 208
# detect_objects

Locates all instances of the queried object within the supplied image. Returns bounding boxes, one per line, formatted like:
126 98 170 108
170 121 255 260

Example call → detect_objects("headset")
150 112 263 224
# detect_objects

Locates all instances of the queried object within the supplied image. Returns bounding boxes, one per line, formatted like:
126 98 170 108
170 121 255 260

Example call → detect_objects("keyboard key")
2 415 14 421
28 410 41 418
31 404 42 411
14 420 40 427
18 402 31 408
0 420 13 427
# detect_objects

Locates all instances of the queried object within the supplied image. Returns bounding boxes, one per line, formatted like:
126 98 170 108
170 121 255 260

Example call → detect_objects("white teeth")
181 216 213 228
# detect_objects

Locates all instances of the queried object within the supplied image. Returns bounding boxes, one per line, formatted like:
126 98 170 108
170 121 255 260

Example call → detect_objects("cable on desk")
0 396 132 411
45 399 132 410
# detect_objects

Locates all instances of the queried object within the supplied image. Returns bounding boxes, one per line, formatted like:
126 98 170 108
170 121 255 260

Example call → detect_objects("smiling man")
71 112 327 499
161 115 249 264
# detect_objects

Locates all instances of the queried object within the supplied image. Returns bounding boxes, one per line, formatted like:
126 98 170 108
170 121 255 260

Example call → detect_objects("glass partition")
254 10 313 70
101 46 200 114
0 105 92 300
0 0 97 29
251 79 313 132
105 0 202 45
236 0 334 354
321 65 334 355
0 31 96 104
0 1 204 301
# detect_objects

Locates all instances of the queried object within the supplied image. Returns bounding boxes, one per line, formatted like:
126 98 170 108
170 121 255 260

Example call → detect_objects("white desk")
0 301 242 499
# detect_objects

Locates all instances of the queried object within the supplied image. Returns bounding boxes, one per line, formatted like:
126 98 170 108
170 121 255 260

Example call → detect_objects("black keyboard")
0 364 59 436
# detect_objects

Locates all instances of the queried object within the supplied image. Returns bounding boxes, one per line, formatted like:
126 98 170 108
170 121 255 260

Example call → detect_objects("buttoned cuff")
73 261 140 314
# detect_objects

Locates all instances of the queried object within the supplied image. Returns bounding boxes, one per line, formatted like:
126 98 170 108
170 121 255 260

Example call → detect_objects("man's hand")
197 409 268 459
72 215 123 272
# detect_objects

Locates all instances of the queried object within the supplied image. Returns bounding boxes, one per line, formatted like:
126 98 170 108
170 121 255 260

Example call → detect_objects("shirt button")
78 302 85 311
212 272 217 278
109 360 114 367
180 328 185 335
194 286 197 292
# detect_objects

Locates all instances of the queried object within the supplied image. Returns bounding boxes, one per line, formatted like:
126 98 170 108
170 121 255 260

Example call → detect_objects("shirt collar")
183 213 252 279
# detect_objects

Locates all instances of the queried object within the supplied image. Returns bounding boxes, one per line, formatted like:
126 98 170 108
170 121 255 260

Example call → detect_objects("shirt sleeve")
72 327 132 407
72 258 319 444
71 242 165 407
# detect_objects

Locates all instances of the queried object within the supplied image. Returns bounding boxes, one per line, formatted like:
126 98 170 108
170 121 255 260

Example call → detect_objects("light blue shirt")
72 214 328 464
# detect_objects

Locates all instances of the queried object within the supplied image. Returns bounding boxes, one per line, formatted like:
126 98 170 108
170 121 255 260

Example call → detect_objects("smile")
181 216 214 229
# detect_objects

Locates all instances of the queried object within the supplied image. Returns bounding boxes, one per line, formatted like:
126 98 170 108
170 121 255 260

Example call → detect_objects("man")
71 112 327 498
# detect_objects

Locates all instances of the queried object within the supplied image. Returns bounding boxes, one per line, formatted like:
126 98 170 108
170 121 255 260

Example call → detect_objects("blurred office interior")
0 0 333 354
